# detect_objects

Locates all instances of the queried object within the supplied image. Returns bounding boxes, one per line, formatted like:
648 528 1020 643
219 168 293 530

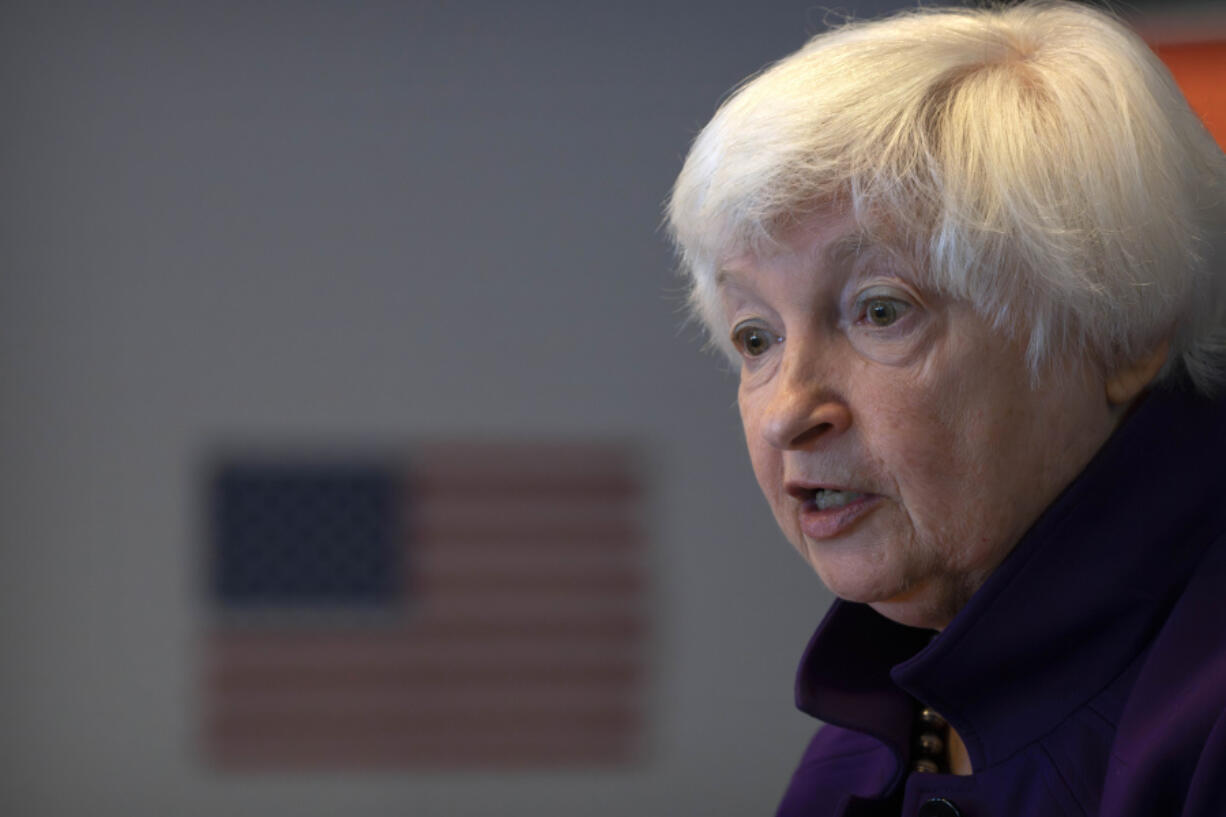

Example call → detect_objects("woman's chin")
868 596 950 631
811 563 954 630
804 540 903 599
811 562 908 608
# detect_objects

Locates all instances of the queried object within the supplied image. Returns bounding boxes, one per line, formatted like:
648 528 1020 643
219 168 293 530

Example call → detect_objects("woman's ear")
1106 340 1171 406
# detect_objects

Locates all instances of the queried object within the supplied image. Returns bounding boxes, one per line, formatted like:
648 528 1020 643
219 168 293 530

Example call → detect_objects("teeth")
814 489 864 511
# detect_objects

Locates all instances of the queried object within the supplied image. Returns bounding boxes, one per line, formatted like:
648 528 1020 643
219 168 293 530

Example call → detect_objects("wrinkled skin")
719 213 1122 630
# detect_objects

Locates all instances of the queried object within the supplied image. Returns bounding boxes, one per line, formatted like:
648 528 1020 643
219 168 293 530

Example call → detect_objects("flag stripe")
412 521 641 543
208 733 637 769
208 666 641 691
209 705 639 734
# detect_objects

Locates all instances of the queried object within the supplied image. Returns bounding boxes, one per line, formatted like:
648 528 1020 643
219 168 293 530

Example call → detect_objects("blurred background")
2 1 1222 815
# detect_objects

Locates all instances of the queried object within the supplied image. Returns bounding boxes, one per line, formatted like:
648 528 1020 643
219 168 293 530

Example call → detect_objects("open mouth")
789 485 880 540
810 488 866 511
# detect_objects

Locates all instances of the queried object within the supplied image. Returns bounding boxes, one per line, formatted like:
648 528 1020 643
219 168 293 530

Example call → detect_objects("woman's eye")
731 324 776 357
862 297 910 327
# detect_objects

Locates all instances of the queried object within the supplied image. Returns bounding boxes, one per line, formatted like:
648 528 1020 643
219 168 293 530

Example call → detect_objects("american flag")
201 442 646 769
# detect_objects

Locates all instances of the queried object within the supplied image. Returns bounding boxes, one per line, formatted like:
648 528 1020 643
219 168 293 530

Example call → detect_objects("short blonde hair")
667 0 1226 391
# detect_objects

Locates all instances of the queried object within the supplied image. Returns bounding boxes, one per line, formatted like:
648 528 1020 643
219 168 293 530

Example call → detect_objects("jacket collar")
795 384 1226 773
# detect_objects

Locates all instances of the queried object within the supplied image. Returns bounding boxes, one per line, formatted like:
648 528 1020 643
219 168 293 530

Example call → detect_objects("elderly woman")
667 2 1226 816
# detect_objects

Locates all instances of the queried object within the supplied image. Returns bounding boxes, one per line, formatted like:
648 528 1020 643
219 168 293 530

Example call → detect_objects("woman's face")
720 214 1118 630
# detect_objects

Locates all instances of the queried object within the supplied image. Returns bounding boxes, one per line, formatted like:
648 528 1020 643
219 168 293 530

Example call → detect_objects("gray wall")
1 1 913 815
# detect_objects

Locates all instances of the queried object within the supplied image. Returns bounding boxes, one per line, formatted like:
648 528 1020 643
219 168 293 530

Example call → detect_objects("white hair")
667 0 1226 392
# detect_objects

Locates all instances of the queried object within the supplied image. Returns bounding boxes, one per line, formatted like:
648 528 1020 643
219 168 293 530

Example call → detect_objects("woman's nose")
757 352 852 450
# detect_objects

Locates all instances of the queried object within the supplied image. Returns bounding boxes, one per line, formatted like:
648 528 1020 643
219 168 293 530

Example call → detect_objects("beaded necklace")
911 706 950 774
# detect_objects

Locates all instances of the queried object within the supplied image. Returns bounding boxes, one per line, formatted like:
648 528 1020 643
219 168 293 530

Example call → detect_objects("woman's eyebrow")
715 228 881 288
832 233 921 288
714 267 757 290
824 229 878 271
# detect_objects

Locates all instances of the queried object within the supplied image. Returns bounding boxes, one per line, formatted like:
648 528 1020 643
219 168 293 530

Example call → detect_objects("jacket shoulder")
1102 531 1226 817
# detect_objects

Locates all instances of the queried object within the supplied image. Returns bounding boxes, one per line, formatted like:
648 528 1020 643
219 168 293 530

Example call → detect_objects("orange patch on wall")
1152 40 1226 149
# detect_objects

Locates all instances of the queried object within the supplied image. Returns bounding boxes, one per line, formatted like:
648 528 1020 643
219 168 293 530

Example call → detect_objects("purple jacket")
777 385 1226 817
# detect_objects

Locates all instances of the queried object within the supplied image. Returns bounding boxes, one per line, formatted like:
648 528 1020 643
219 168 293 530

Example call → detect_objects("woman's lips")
798 492 882 540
